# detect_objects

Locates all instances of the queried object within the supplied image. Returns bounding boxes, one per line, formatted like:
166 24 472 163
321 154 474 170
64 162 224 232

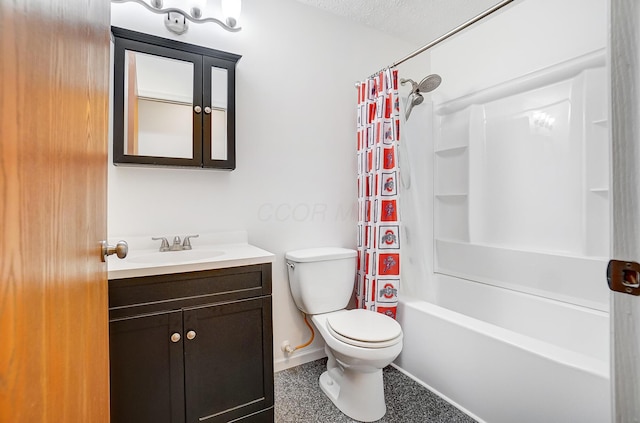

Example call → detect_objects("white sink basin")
107 232 275 280
126 249 224 264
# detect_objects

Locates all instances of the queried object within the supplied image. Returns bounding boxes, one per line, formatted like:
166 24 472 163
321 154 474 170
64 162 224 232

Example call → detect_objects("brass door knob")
170 332 181 343
100 240 128 262
186 330 196 340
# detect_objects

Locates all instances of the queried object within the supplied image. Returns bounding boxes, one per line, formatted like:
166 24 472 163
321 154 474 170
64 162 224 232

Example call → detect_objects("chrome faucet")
170 236 182 251
152 234 200 252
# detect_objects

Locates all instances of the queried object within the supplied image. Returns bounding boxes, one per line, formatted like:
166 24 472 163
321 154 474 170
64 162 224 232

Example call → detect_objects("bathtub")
393 275 610 423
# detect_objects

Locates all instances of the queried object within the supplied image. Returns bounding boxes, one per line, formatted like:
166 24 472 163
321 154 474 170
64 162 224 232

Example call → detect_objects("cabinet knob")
171 332 181 343
194 105 202 113
186 330 196 340
204 106 212 114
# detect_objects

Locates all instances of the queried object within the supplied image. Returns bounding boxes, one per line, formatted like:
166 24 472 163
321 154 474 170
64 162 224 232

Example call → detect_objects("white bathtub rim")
390 362 487 423
397 297 609 379
430 272 610 361
434 266 607 312
433 272 610 316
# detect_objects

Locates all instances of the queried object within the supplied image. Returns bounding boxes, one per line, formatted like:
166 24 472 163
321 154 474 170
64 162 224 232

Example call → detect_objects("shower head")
401 73 442 94
404 92 424 120
416 74 442 93
401 73 442 120
410 92 424 106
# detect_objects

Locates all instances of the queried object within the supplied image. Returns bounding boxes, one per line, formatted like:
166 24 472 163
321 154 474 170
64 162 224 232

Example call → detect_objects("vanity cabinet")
112 27 240 169
108 263 273 423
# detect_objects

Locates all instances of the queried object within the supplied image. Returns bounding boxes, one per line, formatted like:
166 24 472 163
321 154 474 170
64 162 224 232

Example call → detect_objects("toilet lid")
326 309 402 348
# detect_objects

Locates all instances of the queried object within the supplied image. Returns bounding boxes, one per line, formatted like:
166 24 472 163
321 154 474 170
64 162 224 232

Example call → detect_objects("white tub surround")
433 49 609 310
108 230 274 279
394 1 611 420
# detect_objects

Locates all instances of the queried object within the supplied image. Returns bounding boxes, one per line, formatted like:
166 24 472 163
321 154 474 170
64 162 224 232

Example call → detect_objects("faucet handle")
152 237 170 252
182 234 199 250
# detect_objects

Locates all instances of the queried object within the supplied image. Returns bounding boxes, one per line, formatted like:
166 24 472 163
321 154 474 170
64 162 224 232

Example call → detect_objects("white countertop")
107 231 275 280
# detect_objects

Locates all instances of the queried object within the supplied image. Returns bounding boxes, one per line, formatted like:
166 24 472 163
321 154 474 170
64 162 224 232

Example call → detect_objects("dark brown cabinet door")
202 55 237 170
108 264 273 423
183 298 274 423
110 311 186 423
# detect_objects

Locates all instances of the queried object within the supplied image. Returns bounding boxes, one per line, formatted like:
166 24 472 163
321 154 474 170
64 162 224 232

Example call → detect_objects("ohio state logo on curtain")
356 68 401 320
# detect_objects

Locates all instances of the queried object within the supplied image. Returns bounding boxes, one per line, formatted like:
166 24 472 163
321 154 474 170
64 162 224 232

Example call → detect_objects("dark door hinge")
607 259 640 296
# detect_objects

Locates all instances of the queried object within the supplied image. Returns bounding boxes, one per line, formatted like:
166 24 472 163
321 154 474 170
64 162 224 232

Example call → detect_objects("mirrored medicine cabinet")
112 27 241 169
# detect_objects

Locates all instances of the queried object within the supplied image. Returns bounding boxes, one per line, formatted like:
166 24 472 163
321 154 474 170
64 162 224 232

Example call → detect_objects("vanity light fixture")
111 0 242 34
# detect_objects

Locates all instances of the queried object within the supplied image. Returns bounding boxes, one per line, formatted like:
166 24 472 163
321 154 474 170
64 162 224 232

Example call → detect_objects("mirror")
112 27 241 169
210 67 228 160
124 51 194 159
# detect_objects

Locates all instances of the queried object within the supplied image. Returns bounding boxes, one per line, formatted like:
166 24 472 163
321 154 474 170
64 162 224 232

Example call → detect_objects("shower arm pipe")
363 0 515 81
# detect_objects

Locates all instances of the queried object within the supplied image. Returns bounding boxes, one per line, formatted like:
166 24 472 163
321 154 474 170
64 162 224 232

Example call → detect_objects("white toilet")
285 247 403 422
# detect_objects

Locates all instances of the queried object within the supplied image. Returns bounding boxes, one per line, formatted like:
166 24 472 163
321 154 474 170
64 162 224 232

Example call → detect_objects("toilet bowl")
285 248 404 422
312 310 402 422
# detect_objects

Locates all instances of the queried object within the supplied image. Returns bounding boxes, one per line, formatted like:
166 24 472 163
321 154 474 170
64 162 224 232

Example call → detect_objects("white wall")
429 0 607 103
109 0 417 370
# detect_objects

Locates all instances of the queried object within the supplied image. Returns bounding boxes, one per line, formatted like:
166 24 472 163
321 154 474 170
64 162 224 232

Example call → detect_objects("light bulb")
221 0 241 27
190 0 206 18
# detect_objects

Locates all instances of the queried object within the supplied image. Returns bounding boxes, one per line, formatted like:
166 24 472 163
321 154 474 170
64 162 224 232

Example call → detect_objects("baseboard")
390 363 486 423
274 347 326 373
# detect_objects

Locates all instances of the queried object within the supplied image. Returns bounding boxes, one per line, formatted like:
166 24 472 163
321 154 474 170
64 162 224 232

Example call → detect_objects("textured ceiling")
293 0 503 45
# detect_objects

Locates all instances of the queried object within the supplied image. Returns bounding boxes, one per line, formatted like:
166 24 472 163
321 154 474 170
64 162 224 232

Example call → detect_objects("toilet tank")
285 247 357 315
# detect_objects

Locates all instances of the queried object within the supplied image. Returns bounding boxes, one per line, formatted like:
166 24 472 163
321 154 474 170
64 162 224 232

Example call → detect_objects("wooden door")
109 311 185 423
0 0 111 421
610 0 640 421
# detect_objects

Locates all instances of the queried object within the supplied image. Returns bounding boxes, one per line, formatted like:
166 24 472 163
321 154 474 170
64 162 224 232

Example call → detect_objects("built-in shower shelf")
434 239 609 311
435 145 468 154
592 118 608 127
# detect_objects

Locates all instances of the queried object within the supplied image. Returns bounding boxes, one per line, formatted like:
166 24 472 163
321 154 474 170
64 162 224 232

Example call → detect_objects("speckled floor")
274 358 477 423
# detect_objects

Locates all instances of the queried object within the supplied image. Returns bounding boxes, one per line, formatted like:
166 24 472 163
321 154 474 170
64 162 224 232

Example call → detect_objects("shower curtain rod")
358 0 515 83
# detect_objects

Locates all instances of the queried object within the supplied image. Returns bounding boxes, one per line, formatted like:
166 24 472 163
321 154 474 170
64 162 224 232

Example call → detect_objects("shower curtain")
356 68 402 319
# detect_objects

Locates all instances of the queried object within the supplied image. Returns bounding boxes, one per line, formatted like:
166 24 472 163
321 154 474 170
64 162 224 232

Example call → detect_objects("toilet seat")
326 309 402 349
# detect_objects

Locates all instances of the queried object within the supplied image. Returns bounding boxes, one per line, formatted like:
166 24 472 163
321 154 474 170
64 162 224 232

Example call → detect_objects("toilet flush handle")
286 262 295 270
